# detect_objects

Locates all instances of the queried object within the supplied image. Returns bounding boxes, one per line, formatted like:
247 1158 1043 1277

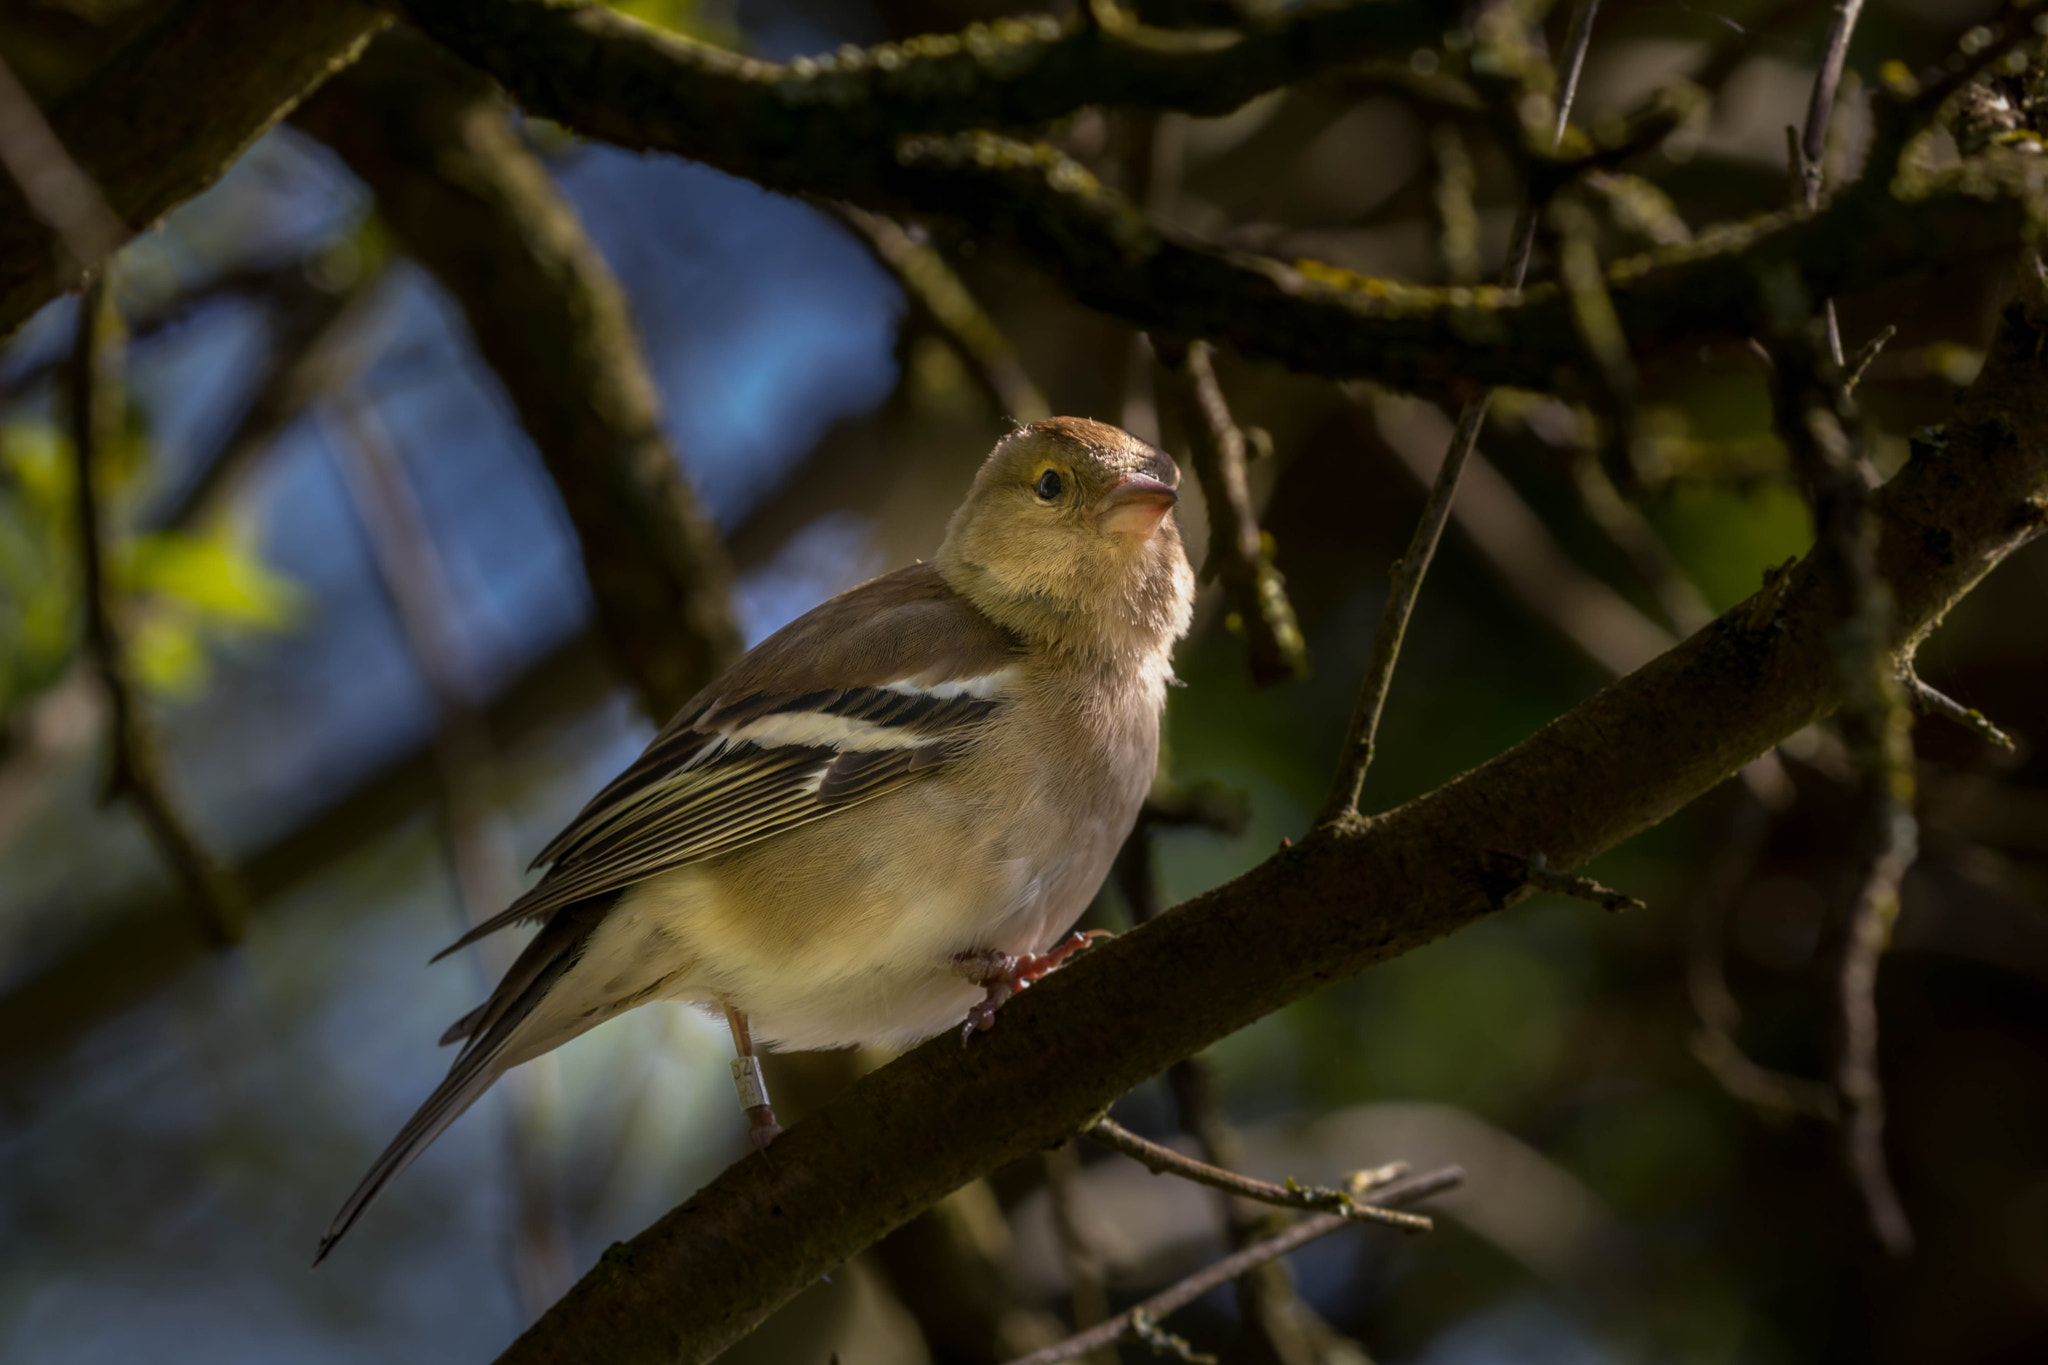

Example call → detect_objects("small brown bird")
317 417 1194 1260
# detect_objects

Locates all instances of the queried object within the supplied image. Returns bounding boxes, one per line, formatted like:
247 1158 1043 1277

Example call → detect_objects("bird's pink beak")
1097 474 1178 539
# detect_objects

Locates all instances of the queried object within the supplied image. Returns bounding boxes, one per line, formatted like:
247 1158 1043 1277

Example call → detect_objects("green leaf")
124 530 304 630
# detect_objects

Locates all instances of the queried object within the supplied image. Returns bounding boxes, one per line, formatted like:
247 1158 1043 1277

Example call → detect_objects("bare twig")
1843 323 1896 394
830 204 1050 422
998 1167 1464 1365
67 275 245 947
1902 671 2016 751
1488 852 1647 915
1155 337 1307 686
1795 2 1867 366
1319 0 1603 824
1801 2 1867 214
0 50 129 275
325 395 575 1316
1085 1117 1431 1233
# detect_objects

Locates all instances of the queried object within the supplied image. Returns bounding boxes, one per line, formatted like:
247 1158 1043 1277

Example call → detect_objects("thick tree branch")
402 0 1445 149
404 0 2032 399
485 292 2048 1365
298 34 741 721
0 0 388 337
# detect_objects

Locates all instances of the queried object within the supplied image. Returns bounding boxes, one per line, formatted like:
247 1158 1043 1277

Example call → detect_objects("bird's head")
938 417 1195 661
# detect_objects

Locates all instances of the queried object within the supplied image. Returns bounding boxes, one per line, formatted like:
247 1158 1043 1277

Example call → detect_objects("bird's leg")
723 1003 782 1156
954 929 1115 1045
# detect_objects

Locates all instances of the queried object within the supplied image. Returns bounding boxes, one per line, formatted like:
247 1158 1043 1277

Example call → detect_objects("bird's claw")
746 1105 783 1164
956 930 1114 1046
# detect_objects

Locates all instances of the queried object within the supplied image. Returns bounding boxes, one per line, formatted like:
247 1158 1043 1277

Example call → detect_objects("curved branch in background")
0 0 389 337
402 0 2030 399
484 278 2048 1364
67 276 245 948
297 33 740 721
402 0 1445 147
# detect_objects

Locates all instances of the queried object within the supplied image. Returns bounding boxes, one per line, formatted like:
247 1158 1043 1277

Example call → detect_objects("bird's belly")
612 783 1131 1050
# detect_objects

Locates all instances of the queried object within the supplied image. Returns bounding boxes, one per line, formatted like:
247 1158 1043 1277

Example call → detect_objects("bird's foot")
956 930 1115 1045
745 1103 783 1159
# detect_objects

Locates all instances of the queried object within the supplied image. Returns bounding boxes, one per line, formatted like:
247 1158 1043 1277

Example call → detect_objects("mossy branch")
402 0 2034 400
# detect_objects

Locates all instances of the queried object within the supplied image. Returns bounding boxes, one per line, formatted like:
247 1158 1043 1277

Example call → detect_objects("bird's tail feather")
314 911 596 1264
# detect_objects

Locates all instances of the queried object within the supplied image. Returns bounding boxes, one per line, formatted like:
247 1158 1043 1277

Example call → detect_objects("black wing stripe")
449 673 1014 959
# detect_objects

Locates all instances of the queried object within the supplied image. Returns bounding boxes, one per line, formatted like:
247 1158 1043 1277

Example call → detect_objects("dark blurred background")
3 0 2046 1361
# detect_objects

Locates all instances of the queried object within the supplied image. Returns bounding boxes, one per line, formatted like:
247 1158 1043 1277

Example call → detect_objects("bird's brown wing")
431 564 1021 960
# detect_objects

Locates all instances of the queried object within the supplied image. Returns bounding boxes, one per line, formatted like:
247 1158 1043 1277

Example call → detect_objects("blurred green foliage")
0 415 301 723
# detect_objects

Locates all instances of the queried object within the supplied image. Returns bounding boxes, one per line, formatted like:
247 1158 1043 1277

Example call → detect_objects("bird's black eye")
1035 469 1063 501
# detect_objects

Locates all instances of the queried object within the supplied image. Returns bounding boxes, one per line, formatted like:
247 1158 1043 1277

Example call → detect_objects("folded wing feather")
431 564 1022 962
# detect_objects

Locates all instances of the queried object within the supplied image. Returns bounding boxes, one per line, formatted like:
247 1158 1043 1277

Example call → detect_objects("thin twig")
1490 852 1647 914
999 1167 1464 1365
67 274 245 947
1902 671 2016 751
1797 1 1867 365
1801 2 1867 212
1844 323 1896 394
1155 337 1308 686
1320 0 1605 824
1085 1117 1432 1233
830 204 1051 422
